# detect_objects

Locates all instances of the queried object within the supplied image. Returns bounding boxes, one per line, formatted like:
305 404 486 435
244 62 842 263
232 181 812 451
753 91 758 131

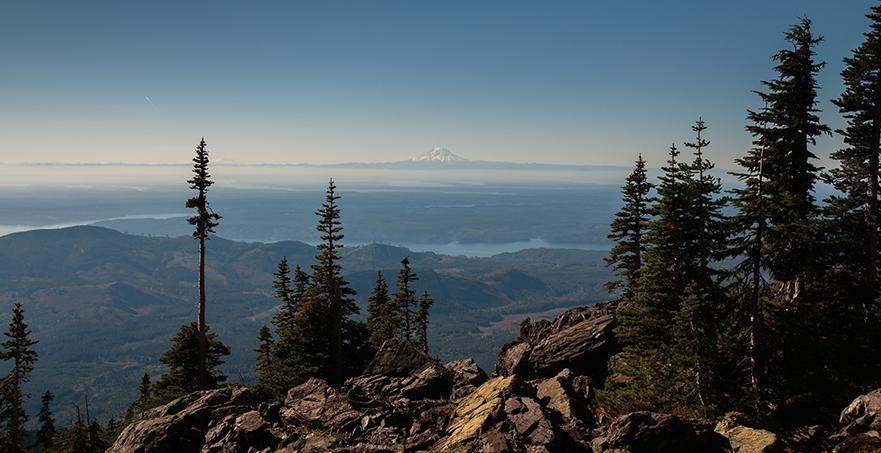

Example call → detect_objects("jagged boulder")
591 411 731 453
829 388 881 452
445 358 489 399
109 387 255 453
347 340 454 404
366 337 433 376
201 410 281 453
281 377 362 431
714 413 778 453
496 301 620 381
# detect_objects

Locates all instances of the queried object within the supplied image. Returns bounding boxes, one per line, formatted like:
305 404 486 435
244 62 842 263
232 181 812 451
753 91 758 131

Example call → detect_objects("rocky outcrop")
591 411 731 453
112 301 881 452
496 300 620 382
109 387 267 453
830 388 881 452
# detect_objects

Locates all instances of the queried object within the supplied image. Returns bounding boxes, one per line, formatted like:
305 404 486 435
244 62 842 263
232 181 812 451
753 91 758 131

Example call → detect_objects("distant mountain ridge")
0 226 610 423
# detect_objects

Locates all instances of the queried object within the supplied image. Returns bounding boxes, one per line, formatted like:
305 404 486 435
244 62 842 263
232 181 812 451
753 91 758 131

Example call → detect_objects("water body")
387 239 610 257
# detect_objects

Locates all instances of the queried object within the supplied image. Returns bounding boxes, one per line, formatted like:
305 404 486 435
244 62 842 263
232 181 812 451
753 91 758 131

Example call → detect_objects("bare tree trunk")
331 283 343 386
750 146 766 414
198 236 208 390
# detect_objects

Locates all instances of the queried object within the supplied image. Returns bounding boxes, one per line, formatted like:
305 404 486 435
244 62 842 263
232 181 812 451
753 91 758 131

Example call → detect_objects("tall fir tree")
186 138 222 390
307 179 360 386
415 291 434 353
669 118 728 417
747 18 829 300
0 303 38 453
394 257 419 342
366 271 397 348
605 154 653 300
727 18 832 422
37 390 55 450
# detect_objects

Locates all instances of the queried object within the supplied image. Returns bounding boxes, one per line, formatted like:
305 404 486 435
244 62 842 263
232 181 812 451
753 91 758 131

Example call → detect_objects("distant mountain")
0 226 610 423
411 147 467 162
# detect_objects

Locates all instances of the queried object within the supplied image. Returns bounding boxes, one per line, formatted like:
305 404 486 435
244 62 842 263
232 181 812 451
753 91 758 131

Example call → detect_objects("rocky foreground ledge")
110 301 881 452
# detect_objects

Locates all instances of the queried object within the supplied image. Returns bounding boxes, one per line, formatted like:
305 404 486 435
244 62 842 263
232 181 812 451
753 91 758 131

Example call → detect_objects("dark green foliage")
824 2 881 389
606 154 653 300
64 406 89 453
138 373 150 407
0 303 38 453
255 263 314 400
256 180 372 397
152 322 230 405
394 257 419 342
255 325 273 371
271 258 296 331
38 390 56 450
746 18 829 293
737 18 831 422
366 271 396 348
186 138 222 241
415 291 434 353
605 120 728 418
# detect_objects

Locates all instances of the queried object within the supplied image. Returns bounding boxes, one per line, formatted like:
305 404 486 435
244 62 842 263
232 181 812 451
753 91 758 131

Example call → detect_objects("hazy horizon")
1 0 872 179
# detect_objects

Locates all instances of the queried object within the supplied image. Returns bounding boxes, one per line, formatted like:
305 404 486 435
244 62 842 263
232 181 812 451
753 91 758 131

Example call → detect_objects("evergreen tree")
415 291 434 353
138 373 150 407
271 257 296 331
152 322 230 404
823 2 881 388
394 257 419 342
255 325 273 371
667 119 728 417
186 137 222 390
65 405 89 453
37 390 56 450
256 265 314 400
605 154 653 300
727 18 831 421
603 119 730 418
366 271 396 348
747 18 829 300
606 145 688 412
0 303 38 453
307 179 360 386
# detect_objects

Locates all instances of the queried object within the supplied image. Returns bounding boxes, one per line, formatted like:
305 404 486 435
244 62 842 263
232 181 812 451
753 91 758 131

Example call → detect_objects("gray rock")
109 387 254 453
445 358 489 399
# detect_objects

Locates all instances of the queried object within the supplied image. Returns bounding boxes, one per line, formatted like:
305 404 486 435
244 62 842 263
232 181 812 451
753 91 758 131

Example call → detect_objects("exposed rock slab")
281 377 361 431
496 301 621 381
109 387 254 453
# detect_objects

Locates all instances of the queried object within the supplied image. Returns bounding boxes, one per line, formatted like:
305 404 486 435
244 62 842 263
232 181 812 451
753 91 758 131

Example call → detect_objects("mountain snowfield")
411 147 467 162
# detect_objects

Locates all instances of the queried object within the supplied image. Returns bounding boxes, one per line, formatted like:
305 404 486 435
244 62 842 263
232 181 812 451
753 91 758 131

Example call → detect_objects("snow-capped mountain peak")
412 147 466 162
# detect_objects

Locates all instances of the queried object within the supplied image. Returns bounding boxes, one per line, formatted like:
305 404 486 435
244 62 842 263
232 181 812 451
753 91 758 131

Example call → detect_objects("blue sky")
0 1 874 169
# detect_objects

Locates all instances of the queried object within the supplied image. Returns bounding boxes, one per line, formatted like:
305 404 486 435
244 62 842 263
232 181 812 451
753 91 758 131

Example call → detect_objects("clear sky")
0 1 874 168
